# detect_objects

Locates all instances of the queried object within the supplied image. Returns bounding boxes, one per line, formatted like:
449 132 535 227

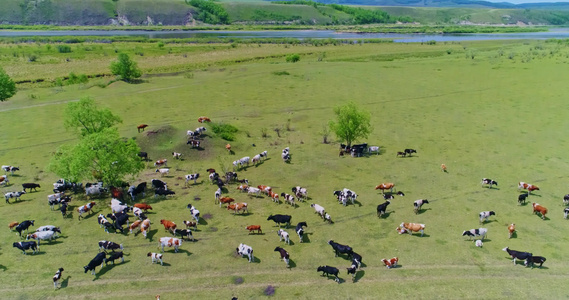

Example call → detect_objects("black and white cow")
155 188 175 198
462 228 488 241
185 174 200 186
187 204 200 223
151 179 167 190
404 148 417 156
267 214 292 228
22 183 41 192
502 247 532 265
481 178 498 188
274 246 290 268
317 266 340 283
2 165 19 175
15 220 35 236
53 268 64 289
105 251 124 265
174 229 194 241
108 213 130 233
292 187 307 201
565 207 569 219
5 190 26 203
128 182 147 201
376 200 391 217
413 199 429 214
84 252 106 275
525 256 546 268
236 243 254 263
98 240 123 252
563 194 569 206
13 241 38 254
187 140 200 148
479 211 496 224
60 202 68 218
98 214 114 233
328 240 353 258
296 221 307 243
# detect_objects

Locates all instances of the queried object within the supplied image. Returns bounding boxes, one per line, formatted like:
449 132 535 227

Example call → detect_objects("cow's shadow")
510 232 517 239
198 219 209 226
379 211 393 218
287 259 296 269
416 208 431 215
353 270 365 282
146 229 158 241
232 212 252 217
300 233 312 243
79 212 98 221
60 276 70 288
176 249 192 257
0 265 6 271
94 260 130 280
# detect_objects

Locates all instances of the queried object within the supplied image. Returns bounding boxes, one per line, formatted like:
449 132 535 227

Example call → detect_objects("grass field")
2 39 569 299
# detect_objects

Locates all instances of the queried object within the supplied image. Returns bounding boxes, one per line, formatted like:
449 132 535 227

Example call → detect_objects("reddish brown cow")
375 183 395 194
519 182 539 194
227 203 248 214
532 203 547 220
246 225 262 234
134 203 153 212
160 219 177 232
137 124 148 133
218 197 235 207
198 117 211 123
9 221 19 230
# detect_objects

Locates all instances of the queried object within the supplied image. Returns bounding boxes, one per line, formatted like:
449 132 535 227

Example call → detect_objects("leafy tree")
48 128 144 186
0 67 16 102
110 53 142 82
328 102 372 147
64 96 122 137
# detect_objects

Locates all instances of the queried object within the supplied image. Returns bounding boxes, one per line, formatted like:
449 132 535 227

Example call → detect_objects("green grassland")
3 39 569 299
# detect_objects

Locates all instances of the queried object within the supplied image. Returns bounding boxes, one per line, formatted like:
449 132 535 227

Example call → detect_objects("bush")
286 54 300 63
67 72 88 85
211 122 238 141
272 71 290 76
57 45 72 53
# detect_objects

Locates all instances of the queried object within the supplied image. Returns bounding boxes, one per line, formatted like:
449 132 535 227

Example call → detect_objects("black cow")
99 240 123 252
174 229 194 241
155 188 175 198
128 182 147 201
84 252 106 275
413 199 429 214
105 251 124 265
351 252 363 268
317 265 340 283
328 240 353 258
404 148 417 156
22 183 41 192
151 179 167 190
112 213 130 233
518 193 528 205
137 151 149 161
525 256 546 268
13 241 38 255
274 246 290 267
60 202 68 218
267 214 292 228
15 220 35 236
296 221 307 243
376 200 391 217
502 247 532 265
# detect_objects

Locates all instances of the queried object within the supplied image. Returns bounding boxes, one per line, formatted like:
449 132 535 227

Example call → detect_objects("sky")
485 0 569 3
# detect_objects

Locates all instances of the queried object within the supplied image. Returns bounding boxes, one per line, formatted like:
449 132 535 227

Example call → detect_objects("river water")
2 28 569 42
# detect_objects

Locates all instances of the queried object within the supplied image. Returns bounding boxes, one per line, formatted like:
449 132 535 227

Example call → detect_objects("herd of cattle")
4 128 565 292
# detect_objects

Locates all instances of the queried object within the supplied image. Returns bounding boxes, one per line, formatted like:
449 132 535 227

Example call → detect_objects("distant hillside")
313 0 569 10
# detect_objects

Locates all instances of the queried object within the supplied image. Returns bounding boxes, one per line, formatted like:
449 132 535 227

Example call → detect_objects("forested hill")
313 0 569 10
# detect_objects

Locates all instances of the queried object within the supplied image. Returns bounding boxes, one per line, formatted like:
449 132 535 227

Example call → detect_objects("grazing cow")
532 203 548 220
317 266 340 283
260 150 268 160
137 124 148 132
99 240 123 252
375 183 395 194
219 196 235 208
274 247 290 267
26 230 58 245
481 178 498 188
246 225 262 234
462 228 488 241
267 214 292 228
187 140 201 148
2 165 19 175
0 175 9 186
148 252 164 265
174 229 194 241
351 252 363 268
159 237 182 253
252 154 261 165
479 211 496 224
296 221 307 243
518 182 539 194
328 240 353 258
347 261 358 280
172 152 182 159
502 247 532 265
84 252 106 275
215 188 222 203
141 219 151 238
187 204 200 222
22 183 40 192
225 144 231 153
134 203 152 212
98 214 114 234
310 204 326 218
183 220 197 230
154 159 167 168
151 179 168 191
227 203 248 214
399 222 425 237
564 194 569 205
381 257 399 269
237 184 248 192
324 213 333 223
53 268 64 289
268 191 280 204
246 187 261 197
36 225 61 234
368 146 380 154
475 240 483 247
15 220 35 236
377 200 391 217
47 192 66 210
9 221 19 230
77 201 96 220
413 199 429 214
60 202 68 218
396 151 406 157
404 148 417 156
282 152 291 162
565 207 569 219
85 186 106 198
277 229 290 244
155 168 170 177
137 151 148 161
525 256 546 269
5 191 26 203
281 193 295 206
185 174 200 186
198 116 211 123
105 251 124 265
155 188 175 198
13 241 38 255
160 220 177 233
108 212 130 234
292 186 307 201
441 164 447 172
508 223 516 239
224 172 238 183
518 193 528 205
129 220 142 234
128 182 147 201
236 243 254 263
209 172 220 183
111 202 131 214
257 185 272 195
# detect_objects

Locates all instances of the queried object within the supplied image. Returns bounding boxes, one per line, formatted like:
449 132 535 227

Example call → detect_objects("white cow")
246 187 261 197
277 229 290 245
155 168 169 177
159 237 182 253
368 146 380 154
310 203 325 218
237 243 254 263
26 230 57 245
148 252 163 266
239 156 250 167
252 154 261 165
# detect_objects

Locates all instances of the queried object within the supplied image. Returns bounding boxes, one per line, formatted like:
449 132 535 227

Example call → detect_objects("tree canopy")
329 102 372 147
110 53 142 82
64 96 122 137
0 67 16 102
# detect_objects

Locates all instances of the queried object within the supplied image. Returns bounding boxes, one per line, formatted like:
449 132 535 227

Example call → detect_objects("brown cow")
246 225 262 234
375 183 395 194
137 124 148 133
160 219 177 232
508 223 516 239
532 203 547 220
227 203 248 214
519 182 539 194
9 221 19 230
134 203 153 212
218 197 234 208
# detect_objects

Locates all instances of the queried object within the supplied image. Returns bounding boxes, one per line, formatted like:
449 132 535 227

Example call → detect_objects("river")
2 28 569 42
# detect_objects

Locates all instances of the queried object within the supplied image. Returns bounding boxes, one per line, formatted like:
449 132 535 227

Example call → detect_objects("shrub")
211 123 238 141
57 45 72 53
286 54 300 63
27 54 38 62
272 71 290 76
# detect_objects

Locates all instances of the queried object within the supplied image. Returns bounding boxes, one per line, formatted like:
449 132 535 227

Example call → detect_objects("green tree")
48 128 144 186
110 53 142 82
0 67 16 102
64 96 122 137
328 102 372 147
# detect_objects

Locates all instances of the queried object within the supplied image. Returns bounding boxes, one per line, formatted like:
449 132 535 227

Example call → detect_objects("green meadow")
2 38 569 299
